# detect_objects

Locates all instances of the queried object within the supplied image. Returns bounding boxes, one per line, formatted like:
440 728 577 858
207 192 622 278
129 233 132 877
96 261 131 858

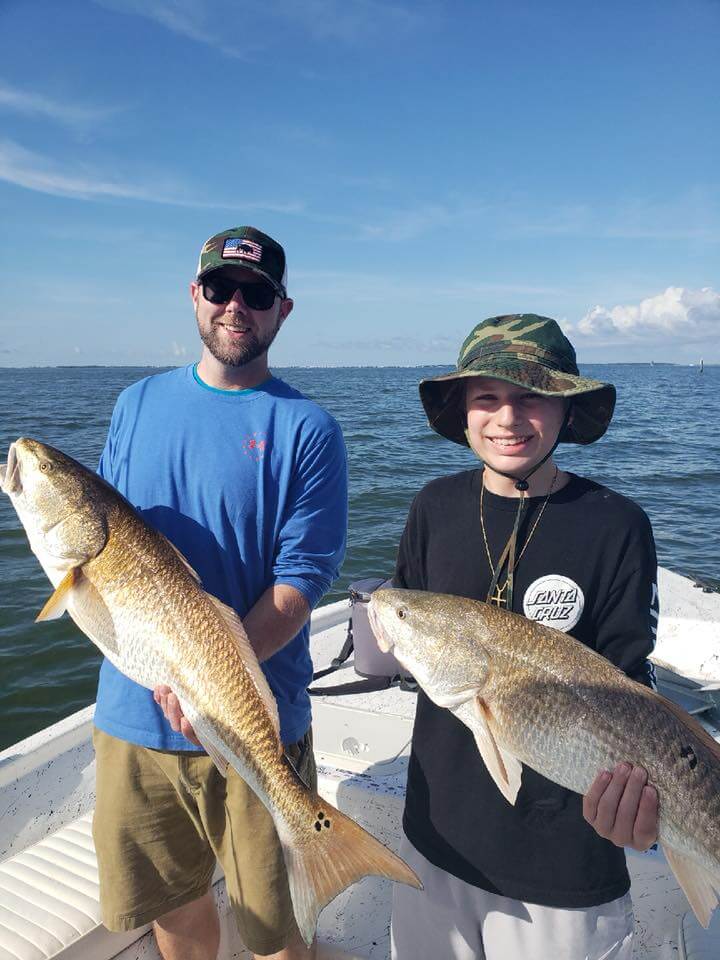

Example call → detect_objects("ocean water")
1 363 719 751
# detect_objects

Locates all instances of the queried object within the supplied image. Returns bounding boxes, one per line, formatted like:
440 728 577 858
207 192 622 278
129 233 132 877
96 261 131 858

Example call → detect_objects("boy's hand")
583 763 658 851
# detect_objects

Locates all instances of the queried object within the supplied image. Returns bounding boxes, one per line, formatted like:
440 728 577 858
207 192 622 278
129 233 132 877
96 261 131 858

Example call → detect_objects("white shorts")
391 836 634 960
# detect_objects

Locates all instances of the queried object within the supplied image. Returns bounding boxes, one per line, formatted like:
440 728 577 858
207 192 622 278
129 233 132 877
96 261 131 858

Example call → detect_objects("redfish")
1 438 419 945
370 586 720 928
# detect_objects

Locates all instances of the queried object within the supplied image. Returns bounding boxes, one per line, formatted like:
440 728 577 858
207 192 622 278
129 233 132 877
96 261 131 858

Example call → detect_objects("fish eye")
40 462 52 472
397 607 407 620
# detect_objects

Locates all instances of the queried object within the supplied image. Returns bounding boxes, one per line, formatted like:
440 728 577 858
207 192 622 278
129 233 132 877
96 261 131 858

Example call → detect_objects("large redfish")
369 586 720 928
0 438 420 945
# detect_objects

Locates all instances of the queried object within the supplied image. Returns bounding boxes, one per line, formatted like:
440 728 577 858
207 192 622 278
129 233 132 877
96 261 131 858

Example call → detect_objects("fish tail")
663 843 720 928
281 791 421 946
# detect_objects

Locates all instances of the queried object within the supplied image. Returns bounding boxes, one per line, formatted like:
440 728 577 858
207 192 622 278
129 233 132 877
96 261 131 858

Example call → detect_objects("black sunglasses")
201 274 280 311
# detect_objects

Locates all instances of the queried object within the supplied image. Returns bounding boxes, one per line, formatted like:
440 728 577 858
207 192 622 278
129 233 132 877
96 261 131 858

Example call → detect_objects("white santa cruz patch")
523 575 584 632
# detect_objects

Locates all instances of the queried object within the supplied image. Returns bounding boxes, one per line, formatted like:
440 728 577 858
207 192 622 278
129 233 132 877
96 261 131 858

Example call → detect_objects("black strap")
310 675 392 696
308 618 418 696
486 494 526 610
309 674 418 697
310 621 354 682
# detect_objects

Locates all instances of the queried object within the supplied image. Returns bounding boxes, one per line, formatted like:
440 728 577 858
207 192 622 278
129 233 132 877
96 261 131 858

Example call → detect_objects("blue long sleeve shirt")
93 364 347 748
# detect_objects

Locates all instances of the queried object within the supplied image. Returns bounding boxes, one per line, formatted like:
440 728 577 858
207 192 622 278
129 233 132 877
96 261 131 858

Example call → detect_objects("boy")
391 314 658 960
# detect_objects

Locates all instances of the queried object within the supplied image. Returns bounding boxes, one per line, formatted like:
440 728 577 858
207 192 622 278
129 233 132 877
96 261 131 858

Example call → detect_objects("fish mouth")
368 602 394 654
0 443 21 495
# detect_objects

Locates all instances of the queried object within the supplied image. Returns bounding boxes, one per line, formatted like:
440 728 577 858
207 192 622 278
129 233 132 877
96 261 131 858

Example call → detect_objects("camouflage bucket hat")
197 226 288 297
419 314 616 446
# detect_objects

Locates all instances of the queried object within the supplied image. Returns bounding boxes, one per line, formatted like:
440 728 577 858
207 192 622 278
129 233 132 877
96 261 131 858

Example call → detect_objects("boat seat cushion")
0 813 150 960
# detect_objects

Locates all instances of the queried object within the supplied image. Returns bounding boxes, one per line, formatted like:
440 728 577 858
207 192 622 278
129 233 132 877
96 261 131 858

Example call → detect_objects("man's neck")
482 459 567 498
196 351 271 391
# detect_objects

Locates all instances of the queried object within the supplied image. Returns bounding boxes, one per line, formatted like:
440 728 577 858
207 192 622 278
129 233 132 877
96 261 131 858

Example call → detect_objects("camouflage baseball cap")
419 314 616 446
196 226 288 297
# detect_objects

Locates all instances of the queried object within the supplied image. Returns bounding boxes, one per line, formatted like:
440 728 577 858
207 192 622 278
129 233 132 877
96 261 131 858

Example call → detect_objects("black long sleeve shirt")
395 469 658 908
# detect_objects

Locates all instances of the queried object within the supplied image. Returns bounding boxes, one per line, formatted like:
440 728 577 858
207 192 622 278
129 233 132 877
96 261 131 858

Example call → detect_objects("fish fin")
281 789 422 946
61 567 120 658
163 537 202 583
36 566 82 621
199 737 229 778
470 696 523 805
283 750 311 791
175 699 229 778
35 563 121 658
205 593 281 743
663 843 720 928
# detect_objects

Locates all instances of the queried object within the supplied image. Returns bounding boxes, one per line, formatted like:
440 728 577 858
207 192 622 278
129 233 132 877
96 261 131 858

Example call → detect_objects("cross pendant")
491 583 507 607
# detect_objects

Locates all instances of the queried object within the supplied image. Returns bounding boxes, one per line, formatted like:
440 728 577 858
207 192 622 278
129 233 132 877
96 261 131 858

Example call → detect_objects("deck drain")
341 736 369 756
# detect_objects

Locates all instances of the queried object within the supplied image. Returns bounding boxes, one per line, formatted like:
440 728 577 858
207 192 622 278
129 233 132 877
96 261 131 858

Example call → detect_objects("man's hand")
154 685 201 746
583 763 658 851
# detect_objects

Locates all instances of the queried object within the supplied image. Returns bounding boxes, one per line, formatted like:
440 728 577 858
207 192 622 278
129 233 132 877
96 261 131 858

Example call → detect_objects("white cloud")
95 0 425 55
0 79 118 127
358 199 491 242
0 138 163 201
95 0 253 58
291 269 564 301
576 287 720 340
316 332 458 355
510 188 720 243
0 138 303 213
359 204 457 242
171 341 188 357
268 0 424 42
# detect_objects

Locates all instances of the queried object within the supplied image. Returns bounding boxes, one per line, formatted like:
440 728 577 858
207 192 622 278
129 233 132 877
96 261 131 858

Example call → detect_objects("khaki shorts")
92 727 316 956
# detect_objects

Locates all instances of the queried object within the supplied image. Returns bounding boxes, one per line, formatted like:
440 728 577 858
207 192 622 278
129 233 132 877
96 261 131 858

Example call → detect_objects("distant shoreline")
1 362 717 371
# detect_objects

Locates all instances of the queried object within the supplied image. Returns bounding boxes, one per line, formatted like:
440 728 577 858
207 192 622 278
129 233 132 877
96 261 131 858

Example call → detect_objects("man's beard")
199 318 280 367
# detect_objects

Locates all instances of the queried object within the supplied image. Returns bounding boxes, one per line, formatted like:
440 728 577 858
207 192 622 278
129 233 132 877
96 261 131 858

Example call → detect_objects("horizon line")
1 360 717 370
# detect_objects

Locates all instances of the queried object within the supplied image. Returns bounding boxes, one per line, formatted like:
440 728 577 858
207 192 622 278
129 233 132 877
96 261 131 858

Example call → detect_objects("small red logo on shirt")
243 433 267 462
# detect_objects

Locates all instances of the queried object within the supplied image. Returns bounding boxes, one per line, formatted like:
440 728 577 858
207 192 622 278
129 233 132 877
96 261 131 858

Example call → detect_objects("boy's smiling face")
465 376 567 483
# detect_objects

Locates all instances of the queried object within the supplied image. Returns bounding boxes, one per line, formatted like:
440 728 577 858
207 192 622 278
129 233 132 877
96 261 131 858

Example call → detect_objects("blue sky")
1 0 718 367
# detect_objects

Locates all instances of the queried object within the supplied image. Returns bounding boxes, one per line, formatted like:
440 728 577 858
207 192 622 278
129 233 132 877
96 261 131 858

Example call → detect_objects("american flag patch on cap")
222 238 263 263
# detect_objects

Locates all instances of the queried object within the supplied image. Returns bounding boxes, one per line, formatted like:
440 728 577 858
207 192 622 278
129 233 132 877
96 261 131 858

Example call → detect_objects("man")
92 226 347 960
390 314 659 960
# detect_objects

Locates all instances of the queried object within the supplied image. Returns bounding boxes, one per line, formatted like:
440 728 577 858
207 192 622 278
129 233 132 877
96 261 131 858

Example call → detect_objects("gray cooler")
310 577 416 696
350 577 413 682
